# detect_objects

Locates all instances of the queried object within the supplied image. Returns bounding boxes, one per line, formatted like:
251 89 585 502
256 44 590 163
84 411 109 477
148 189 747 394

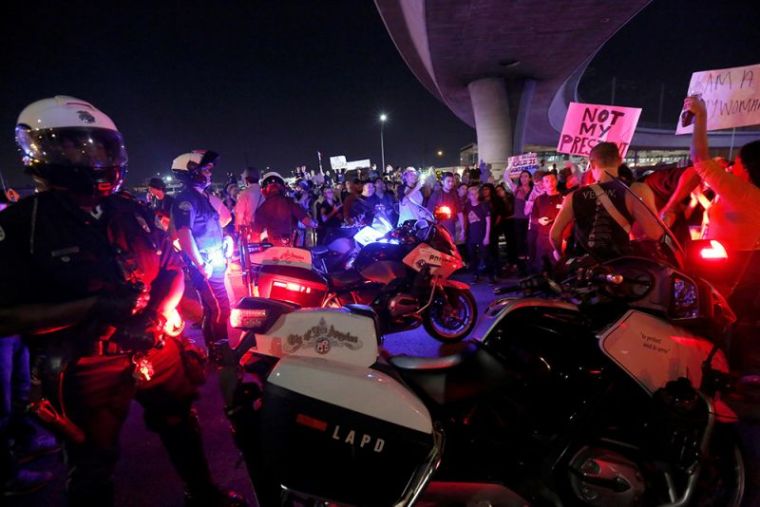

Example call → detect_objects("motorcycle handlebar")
593 273 624 285
493 276 546 295
493 285 521 295
493 270 624 295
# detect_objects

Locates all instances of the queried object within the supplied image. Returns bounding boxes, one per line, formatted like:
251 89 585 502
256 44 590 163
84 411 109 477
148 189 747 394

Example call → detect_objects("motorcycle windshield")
570 177 683 269
430 224 458 257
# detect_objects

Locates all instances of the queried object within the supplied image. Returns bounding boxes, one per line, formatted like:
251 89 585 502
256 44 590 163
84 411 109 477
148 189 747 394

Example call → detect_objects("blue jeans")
0 336 31 432
0 335 31 478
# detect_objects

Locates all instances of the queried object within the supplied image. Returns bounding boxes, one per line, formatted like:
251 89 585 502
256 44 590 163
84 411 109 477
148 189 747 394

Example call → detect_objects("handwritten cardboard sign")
345 159 371 170
676 63 760 134
507 152 538 178
557 102 641 158
330 155 347 170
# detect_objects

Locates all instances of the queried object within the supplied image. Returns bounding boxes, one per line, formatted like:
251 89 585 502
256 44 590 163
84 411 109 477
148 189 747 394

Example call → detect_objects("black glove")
112 311 164 353
91 284 144 325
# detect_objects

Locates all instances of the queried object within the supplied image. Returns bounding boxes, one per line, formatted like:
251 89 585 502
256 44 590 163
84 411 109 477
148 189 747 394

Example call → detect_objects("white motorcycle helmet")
15 96 128 196
171 149 220 188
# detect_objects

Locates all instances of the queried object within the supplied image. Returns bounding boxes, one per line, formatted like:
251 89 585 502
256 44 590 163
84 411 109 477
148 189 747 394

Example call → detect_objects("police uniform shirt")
151 194 174 216
251 194 306 243
0 191 183 346
171 188 224 253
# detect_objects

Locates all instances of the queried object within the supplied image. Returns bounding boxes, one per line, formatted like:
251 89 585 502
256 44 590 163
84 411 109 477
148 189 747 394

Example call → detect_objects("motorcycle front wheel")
691 425 747 507
424 287 477 343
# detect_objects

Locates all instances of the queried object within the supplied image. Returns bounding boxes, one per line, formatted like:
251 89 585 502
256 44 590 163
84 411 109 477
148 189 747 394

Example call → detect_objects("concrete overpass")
375 0 759 174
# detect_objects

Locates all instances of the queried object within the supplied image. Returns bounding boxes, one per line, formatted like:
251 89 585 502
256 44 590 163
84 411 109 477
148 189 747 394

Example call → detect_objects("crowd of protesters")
164 141 755 293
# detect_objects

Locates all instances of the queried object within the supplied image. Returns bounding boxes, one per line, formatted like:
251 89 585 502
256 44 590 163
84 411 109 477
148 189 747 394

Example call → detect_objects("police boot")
149 409 245 506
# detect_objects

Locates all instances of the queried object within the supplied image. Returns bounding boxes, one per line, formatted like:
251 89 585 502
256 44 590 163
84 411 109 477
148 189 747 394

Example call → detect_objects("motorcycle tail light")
434 205 452 221
272 280 312 294
699 240 728 260
230 308 267 329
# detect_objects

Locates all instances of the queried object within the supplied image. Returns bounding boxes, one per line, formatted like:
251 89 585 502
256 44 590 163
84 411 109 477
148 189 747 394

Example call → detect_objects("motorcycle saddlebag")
260 356 437 506
257 264 328 308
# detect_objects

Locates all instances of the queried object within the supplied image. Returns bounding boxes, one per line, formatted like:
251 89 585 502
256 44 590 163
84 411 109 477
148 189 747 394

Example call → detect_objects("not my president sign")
557 102 642 158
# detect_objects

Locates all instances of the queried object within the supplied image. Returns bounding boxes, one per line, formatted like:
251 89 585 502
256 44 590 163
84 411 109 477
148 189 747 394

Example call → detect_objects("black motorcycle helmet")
171 150 220 189
15 96 128 196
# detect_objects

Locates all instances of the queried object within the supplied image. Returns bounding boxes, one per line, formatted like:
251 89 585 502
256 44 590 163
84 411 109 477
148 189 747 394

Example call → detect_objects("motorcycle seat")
311 245 329 257
388 353 466 371
344 303 376 321
328 269 364 290
389 342 513 406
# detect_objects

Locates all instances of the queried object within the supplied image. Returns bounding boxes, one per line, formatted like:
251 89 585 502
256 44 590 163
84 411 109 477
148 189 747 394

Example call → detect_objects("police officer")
146 177 174 231
172 158 278 503
0 96 243 505
170 151 232 362
250 172 316 245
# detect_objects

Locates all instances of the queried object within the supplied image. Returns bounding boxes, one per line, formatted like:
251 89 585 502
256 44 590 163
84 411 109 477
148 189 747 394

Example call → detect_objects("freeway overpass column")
468 77 512 181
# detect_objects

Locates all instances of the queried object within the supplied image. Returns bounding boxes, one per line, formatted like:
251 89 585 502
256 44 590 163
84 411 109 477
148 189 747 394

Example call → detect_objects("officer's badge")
178 201 193 212
0 225 5 242
77 111 96 124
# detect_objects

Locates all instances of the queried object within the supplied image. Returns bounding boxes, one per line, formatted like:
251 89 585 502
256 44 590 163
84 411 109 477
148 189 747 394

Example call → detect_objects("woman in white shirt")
396 167 427 225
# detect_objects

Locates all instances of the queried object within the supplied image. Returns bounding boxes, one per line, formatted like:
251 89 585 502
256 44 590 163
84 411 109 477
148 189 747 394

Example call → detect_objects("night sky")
0 0 475 187
580 0 760 129
1 0 759 188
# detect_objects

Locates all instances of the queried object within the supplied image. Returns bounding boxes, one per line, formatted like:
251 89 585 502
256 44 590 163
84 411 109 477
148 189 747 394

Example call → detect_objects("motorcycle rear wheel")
424 287 477 343
691 426 747 507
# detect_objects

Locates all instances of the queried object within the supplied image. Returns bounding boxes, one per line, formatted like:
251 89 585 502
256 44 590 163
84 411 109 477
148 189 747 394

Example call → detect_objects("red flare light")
435 205 452 221
700 240 728 260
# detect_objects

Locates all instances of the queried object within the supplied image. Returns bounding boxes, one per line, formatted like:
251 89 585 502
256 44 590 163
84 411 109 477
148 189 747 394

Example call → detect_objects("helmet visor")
16 126 127 169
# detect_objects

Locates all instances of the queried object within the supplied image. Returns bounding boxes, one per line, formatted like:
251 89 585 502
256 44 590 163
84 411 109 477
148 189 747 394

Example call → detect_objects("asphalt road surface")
11 279 759 506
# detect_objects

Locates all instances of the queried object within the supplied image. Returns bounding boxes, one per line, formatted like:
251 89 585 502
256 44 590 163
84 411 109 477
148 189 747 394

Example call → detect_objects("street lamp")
436 150 443 157
379 113 387 171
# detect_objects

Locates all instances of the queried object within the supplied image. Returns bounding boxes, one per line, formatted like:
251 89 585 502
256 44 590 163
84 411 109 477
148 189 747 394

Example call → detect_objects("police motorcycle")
238 206 476 343
312 198 396 274
227 188 748 507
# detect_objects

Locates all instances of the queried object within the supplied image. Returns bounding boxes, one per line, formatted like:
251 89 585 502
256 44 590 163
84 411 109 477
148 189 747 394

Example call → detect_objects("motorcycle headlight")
670 274 700 320
207 248 227 267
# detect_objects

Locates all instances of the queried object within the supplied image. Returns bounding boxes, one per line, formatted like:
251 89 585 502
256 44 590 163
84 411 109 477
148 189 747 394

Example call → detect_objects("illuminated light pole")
379 113 387 171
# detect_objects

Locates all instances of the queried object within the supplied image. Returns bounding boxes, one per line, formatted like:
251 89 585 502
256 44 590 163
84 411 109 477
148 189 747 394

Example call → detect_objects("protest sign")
330 155 347 170
507 152 538 178
557 102 641 158
345 159 371 170
676 63 760 134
